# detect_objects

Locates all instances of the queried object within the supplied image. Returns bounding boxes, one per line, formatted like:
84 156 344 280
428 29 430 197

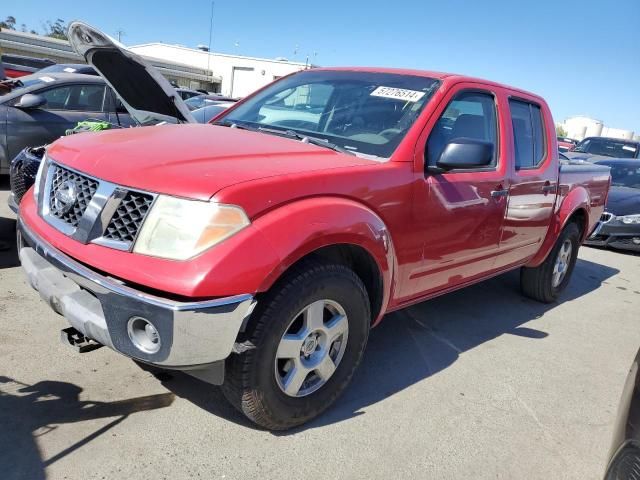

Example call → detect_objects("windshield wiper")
212 120 255 131
257 127 355 156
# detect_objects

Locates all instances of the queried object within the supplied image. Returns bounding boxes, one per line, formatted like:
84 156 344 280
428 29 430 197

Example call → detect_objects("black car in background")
565 137 640 162
0 72 134 175
585 159 640 252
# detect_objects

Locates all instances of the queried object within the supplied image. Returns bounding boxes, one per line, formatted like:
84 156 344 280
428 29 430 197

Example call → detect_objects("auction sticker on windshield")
370 86 426 102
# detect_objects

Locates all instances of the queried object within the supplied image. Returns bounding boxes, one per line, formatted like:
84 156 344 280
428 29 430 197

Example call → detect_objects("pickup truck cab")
17 23 611 430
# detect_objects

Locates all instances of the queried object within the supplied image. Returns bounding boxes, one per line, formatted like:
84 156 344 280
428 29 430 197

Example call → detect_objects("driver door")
401 84 510 300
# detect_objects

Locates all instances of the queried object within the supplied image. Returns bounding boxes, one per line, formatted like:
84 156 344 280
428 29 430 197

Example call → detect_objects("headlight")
33 156 47 202
133 196 250 260
619 214 640 225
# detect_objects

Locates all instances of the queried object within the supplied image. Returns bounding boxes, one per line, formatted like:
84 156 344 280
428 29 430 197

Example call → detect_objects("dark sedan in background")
565 137 640 162
0 72 133 174
37 63 98 76
586 159 640 252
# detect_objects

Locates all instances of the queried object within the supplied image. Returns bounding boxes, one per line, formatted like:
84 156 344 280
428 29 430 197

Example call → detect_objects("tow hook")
60 327 103 353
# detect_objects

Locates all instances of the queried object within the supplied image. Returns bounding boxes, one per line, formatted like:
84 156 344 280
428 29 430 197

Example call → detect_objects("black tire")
222 260 370 430
521 222 581 303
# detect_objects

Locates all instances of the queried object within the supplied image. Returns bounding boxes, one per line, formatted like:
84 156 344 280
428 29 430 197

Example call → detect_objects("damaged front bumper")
17 218 256 384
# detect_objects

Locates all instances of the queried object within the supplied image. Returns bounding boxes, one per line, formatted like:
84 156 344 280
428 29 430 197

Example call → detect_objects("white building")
601 126 635 140
0 29 310 98
560 115 635 141
128 43 310 97
0 29 214 88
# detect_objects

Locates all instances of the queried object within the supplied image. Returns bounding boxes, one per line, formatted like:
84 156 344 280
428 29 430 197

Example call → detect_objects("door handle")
490 189 509 198
542 184 557 194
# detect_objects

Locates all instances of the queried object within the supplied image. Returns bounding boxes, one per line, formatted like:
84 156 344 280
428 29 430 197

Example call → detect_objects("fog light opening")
127 316 161 354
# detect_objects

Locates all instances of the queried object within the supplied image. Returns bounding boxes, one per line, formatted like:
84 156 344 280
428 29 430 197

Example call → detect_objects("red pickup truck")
17 23 611 430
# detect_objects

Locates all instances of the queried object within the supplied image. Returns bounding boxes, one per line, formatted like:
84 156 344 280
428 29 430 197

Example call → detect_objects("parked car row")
1 53 56 78
557 135 579 152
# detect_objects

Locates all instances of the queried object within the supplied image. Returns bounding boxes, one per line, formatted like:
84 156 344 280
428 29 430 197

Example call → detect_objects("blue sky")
8 0 640 132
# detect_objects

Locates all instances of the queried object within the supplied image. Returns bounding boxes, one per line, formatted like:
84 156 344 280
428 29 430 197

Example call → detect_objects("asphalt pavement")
1 178 639 480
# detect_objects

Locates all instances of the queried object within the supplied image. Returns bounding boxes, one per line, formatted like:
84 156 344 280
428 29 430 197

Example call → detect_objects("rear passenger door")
493 97 558 269
404 85 509 299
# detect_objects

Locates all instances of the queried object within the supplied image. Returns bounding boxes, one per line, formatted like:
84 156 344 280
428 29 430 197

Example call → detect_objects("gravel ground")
1 178 639 480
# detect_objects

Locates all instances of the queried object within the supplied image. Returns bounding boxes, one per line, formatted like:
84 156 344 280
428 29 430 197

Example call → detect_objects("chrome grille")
48 164 98 228
39 160 156 250
103 191 154 243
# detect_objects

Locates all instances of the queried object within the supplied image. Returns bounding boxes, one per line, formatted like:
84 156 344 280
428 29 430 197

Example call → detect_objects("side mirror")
15 93 47 109
435 138 494 171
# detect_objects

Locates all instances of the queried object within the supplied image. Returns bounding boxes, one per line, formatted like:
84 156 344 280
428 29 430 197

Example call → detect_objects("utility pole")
206 0 214 88
116 29 125 43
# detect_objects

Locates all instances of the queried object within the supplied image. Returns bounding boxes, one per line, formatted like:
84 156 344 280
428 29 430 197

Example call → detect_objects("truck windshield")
574 138 638 158
218 70 440 159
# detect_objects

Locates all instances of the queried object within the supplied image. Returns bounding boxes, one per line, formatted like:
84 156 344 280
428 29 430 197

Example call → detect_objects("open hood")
67 21 195 125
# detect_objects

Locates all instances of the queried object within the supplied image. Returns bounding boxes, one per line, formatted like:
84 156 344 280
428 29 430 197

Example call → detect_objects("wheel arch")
269 243 385 326
252 197 396 325
526 187 591 267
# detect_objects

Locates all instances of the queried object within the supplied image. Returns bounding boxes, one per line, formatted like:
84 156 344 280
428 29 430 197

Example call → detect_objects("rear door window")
510 99 546 169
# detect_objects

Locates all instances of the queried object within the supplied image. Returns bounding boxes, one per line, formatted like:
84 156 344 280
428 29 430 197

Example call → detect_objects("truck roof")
312 66 545 102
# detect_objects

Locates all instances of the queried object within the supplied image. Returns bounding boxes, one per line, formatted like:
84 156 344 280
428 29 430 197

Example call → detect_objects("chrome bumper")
18 218 256 383
8 192 19 214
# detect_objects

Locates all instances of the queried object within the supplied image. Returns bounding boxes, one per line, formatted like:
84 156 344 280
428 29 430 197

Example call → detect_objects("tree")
556 125 567 137
43 19 68 40
0 16 16 30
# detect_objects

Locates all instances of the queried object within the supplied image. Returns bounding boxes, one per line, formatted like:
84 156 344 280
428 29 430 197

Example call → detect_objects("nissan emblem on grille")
53 180 79 214
48 164 99 228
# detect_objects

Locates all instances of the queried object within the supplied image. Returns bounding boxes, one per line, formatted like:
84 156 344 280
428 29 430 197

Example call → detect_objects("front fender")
252 197 395 322
527 186 590 267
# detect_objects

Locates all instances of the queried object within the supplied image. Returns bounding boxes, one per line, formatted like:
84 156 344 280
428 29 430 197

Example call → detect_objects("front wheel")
521 222 581 303
222 261 370 430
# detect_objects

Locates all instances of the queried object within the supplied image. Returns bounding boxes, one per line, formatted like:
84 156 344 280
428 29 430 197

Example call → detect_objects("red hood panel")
47 124 376 201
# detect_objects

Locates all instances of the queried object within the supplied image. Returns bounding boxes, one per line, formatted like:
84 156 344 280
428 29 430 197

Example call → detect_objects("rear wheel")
222 261 370 430
521 222 581 303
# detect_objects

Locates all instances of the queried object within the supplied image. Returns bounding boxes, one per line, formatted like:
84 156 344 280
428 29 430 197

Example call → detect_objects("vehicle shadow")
0 376 175 480
154 258 619 433
0 216 19 269
0 176 19 269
